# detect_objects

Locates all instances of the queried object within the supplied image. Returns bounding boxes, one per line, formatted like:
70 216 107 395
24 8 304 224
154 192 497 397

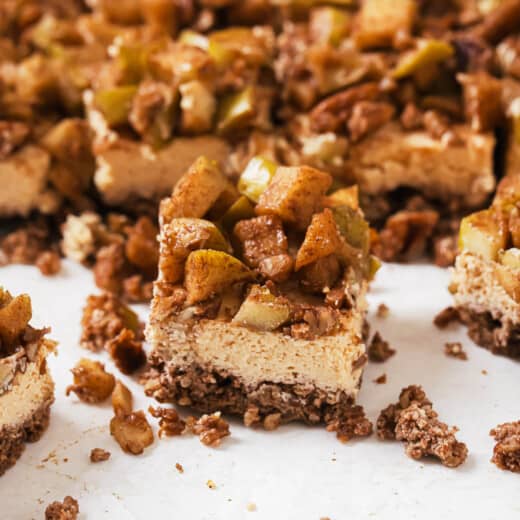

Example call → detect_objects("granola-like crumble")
149 406 186 438
433 307 461 329
90 448 110 463
444 342 468 361
107 329 146 375
325 405 373 443
490 421 520 473
80 293 144 352
367 332 395 362
377 385 468 468
44 496 79 520
188 412 230 448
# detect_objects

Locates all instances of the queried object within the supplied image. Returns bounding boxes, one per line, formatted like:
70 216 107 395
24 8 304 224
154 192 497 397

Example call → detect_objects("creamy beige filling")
94 136 230 205
452 251 520 323
343 122 495 207
147 303 366 397
0 344 54 427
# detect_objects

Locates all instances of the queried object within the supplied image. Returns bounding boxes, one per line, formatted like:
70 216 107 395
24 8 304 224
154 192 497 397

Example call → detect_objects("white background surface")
0 261 518 520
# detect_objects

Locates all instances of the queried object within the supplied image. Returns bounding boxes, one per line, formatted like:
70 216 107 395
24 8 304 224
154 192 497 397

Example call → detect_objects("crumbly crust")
456 307 520 359
145 357 370 438
0 396 53 476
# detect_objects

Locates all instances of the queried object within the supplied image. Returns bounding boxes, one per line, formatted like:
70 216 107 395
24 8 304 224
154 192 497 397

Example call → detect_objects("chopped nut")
107 329 146 375
90 448 111 463
490 421 520 473
36 251 61 276
377 385 468 468
44 496 79 520
190 412 230 447
110 411 154 455
444 342 468 360
66 359 115 404
326 405 373 443
149 406 186 437
111 380 133 417
376 303 389 318
368 332 395 362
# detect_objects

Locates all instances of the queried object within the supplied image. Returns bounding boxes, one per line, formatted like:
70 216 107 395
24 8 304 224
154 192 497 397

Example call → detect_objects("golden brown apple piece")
160 218 231 283
66 359 116 404
256 166 332 230
0 291 32 346
459 209 508 261
160 156 231 224
232 285 290 331
184 250 254 304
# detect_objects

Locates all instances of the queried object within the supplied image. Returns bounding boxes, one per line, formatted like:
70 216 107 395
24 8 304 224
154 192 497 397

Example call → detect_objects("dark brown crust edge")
145 353 361 426
457 307 520 359
0 396 54 477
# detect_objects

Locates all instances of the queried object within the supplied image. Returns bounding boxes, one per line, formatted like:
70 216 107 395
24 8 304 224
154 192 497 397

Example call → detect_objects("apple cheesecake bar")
0 288 55 476
146 156 377 428
451 175 520 358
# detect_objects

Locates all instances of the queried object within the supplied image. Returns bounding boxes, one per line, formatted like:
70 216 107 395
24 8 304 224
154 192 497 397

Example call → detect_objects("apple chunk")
459 209 508 261
232 285 290 331
160 218 231 283
184 250 253 304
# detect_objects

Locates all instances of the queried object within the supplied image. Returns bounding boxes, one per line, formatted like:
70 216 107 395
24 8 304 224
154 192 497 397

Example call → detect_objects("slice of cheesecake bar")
451 175 520 358
146 156 377 429
0 288 55 476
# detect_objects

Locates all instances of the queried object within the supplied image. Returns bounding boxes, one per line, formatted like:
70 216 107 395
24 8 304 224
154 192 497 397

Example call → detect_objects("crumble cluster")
377 385 468 468
444 342 468 361
368 332 395 362
490 421 520 473
44 496 79 520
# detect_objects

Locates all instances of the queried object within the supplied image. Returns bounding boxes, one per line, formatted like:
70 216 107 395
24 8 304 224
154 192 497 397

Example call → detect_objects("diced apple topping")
0 291 32 347
160 218 231 283
256 166 332 230
499 248 520 269
160 156 231 224
238 156 277 203
184 250 254 304
354 0 416 49
232 285 290 331
459 209 508 261
324 185 359 210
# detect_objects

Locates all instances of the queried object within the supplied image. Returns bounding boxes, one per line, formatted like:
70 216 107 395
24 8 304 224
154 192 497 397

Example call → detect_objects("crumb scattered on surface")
263 413 282 431
377 385 468 468
326 405 373 443
368 332 395 362
44 496 79 520
189 412 230 447
80 292 144 352
110 410 154 455
90 448 111 463
206 480 217 490
433 306 461 329
175 462 184 473
149 406 186 438
444 342 468 360
482 369 488 375
247 503 257 512
373 373 387 384
376 303 389 318
107 328 146 374
36 251 61 276
65 358 115 403
490 421 520 473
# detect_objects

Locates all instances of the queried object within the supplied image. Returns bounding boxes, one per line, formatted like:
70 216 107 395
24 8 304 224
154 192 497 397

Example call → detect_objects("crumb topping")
90 448 110 463
444 342 468 360
376 303 389 318
45 496 79 520
188 412 231 448
377 385 468 468
433 307 461 329
490 421 520 473
66 359 115 404
107 329 146 375
367 332 395 362
326 405 373 443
